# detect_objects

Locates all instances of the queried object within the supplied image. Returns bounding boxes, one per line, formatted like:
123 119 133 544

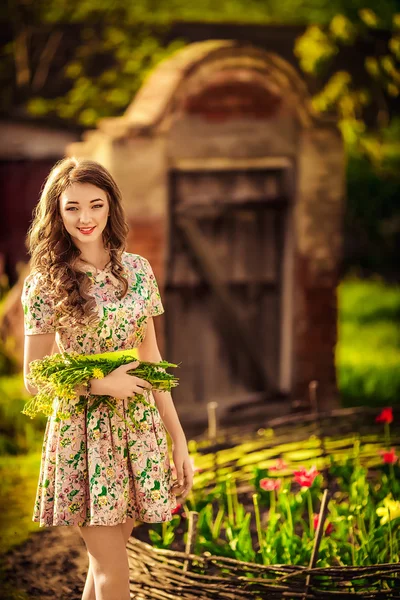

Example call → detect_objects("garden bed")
129 407 400 598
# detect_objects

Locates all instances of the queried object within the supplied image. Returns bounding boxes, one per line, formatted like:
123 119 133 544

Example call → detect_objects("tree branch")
32 30 64 92
14 28 31 87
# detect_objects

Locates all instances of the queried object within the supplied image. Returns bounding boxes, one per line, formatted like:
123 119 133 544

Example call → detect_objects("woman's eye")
65 205 104 211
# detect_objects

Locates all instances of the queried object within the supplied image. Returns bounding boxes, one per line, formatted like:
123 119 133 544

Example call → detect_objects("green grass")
337 276 400 406
0 374 47 455
0 453 42 555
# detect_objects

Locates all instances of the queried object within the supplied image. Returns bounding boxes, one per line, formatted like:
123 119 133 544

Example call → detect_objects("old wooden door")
166 163 293 418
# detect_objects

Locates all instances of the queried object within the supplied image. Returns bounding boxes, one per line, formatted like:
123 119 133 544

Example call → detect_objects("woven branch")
126 537 400 599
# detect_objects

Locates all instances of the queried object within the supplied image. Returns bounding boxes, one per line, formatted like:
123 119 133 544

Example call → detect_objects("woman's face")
59 182 110 247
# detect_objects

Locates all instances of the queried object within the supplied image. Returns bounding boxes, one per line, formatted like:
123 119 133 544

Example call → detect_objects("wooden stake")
308 380 319 414
183 510 199 573
207 401 218 441
301 488 330 599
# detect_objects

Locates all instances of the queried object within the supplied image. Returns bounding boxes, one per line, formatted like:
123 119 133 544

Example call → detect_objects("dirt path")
1 522 167 600
2 526 90 599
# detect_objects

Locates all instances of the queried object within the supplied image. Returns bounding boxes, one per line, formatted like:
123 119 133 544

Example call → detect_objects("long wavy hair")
26 157 130 329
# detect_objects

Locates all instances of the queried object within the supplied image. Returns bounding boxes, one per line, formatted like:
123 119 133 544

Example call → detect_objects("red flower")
313 514 334 535
269 459 288 472
379 448 398 464
293 466 320 488
172 503 186 518
260 478 281 491
172 503 182 514
376 407 393 424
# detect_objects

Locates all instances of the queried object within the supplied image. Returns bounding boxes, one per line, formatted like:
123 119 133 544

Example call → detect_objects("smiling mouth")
78 226 96 234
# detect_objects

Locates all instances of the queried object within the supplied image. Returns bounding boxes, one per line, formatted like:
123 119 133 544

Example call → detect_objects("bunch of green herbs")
22 349 179 432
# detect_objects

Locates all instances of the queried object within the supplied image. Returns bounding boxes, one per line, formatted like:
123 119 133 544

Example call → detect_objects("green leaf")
148 529 162 544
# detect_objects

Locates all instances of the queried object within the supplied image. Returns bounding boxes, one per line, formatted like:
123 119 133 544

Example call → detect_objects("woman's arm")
137 317 186 445
23 333 103 398
138 317 193 494
23 333 139 399
23 332 56 395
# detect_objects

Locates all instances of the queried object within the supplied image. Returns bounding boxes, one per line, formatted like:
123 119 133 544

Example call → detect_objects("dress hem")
32 511 176 527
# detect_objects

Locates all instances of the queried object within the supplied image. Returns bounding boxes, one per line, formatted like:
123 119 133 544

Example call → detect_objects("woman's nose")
79 214 92 224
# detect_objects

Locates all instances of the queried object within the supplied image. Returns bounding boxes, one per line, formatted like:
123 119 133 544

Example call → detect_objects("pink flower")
376 407 393 424
313 514 334 535
260 478 281 491
293 466 320 488
379 448 398 464
269 459 288 472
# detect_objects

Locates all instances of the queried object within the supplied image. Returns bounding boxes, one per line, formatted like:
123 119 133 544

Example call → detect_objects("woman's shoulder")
123 252 151 271
21 269 42 294
122 252 163 314
21 269 55 301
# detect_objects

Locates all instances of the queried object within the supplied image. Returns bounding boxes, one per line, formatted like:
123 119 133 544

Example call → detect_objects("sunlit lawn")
337 276 400 405
0 453 41 555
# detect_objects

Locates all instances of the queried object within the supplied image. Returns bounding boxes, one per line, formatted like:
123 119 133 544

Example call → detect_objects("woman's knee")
78 524 127 569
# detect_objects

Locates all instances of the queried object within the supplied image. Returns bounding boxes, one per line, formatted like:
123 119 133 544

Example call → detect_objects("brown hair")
26 157 130 328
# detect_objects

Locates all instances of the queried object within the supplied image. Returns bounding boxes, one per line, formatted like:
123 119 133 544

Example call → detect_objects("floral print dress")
21 252 177 527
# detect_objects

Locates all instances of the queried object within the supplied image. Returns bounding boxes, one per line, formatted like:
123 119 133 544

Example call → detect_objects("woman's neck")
76 248 111 272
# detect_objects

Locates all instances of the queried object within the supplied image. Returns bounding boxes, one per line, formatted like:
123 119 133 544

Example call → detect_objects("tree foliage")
2 0 400 133
3 1 188 127
23 26 185 127
294 6 400 160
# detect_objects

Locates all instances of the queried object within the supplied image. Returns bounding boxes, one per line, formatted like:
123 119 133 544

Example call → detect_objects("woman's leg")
77 527 96 600
78 523 130 600
77 518 136 600
121 517 136 544
84 554 97 600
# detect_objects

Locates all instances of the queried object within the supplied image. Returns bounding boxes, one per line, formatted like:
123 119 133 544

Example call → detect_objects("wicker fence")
126 536 400 599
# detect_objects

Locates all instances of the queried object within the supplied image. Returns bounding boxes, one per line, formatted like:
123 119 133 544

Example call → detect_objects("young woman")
21 157 193 600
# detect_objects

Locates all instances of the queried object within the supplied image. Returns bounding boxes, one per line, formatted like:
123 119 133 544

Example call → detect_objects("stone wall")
292 128 346 408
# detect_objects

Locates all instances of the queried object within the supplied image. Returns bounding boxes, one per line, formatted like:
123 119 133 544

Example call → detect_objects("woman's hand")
90 360 152 400
171 439 194 500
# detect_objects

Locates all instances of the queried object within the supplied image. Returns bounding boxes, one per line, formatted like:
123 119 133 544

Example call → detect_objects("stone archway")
68 41 345 417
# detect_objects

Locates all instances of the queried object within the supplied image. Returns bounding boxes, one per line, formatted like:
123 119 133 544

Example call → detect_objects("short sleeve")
21 272 57 335
140 256 165 317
